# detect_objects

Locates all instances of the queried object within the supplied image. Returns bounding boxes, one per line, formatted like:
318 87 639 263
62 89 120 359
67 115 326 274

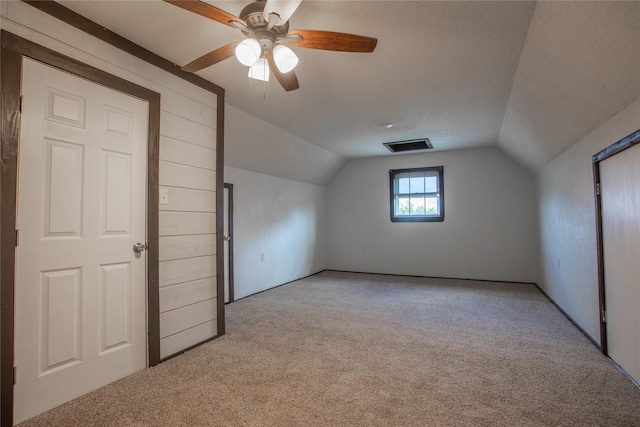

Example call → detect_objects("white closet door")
601 142 640 384
14 58 149 423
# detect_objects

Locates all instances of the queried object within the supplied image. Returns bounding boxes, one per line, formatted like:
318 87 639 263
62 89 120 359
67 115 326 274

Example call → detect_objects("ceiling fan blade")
182 43 238 73
266 50 300 91
263 0 302 26
287 30 377 53
162 0 245 28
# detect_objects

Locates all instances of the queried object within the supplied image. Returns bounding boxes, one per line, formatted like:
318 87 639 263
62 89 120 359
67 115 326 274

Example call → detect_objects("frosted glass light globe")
248 57 270 82
273 45 298 74
235 39 261 67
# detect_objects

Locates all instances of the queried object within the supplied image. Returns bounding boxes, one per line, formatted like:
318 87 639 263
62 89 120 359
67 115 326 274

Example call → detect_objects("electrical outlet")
261 253 265 261
159 188 169 205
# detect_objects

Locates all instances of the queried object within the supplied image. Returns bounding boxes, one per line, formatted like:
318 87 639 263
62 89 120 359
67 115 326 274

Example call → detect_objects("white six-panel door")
14 58 149 423
601 142 640 385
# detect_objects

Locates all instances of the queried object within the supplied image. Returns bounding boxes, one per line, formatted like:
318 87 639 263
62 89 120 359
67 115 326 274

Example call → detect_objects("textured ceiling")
58 0 640 172
498 1 640 171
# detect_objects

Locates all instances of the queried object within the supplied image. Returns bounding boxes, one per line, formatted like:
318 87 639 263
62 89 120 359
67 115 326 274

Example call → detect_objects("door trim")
1 31 161 425
224 183 235 303
592 128 640 354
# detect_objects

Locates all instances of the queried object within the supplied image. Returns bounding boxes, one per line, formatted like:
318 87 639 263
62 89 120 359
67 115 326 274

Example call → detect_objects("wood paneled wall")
158 108 218 356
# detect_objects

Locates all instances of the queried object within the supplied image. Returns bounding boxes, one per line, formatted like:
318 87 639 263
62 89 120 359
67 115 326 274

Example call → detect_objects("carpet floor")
19 271 640 426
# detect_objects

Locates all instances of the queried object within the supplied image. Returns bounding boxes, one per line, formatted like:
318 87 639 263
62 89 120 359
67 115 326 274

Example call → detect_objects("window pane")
411 196 426 214
425 176 438 193
425 197 439 214
398 178 410 194
409 177 424 194
397 196 410 215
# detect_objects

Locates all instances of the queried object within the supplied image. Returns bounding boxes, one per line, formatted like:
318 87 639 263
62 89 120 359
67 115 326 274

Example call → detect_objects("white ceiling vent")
383 138 433 153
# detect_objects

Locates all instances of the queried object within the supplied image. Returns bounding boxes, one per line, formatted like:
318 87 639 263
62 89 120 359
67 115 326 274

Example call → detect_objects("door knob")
133 242 147 253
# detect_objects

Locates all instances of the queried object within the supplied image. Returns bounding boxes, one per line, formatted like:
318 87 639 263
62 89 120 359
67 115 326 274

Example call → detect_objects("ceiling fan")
163 0 378 91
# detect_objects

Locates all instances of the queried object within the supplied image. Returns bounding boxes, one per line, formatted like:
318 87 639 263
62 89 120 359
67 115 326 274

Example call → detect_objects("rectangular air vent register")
383 138 433 153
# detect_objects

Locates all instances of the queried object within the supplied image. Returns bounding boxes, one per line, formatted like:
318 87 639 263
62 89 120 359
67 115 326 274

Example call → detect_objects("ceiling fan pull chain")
263 57 268 100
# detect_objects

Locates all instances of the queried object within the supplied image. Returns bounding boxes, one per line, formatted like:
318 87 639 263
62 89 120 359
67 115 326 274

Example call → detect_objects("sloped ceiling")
498 1 640 171
58 0 640 174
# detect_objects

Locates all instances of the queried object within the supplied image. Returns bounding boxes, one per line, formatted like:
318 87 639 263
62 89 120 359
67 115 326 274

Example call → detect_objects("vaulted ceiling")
59 0 640 173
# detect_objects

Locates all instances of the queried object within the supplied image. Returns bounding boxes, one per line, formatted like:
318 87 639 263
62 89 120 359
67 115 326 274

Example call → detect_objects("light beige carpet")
19 271 640 426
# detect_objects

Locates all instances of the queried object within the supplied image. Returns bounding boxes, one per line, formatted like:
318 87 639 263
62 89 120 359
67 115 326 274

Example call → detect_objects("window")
389 166 444 222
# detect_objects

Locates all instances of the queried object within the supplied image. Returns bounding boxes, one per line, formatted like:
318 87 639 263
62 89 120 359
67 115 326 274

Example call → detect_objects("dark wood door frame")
224 183 235 303
1 30 161 426
592 128 640 354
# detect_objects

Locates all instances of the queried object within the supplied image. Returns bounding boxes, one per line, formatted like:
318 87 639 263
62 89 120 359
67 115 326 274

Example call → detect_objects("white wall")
326 147 537 283
2 1 220 359
223 101 342 298
225 105 345 185
536 97 640 344
224 166 326 299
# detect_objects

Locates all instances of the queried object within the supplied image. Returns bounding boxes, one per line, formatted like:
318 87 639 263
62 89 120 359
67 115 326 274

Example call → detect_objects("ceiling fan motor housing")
240 0 290 45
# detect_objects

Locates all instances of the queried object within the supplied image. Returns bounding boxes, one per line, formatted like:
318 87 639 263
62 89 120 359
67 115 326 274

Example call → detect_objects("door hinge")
19 95 24 113
596 183 601 196
601 305 607 323
15 229 20 247
13 367 17 385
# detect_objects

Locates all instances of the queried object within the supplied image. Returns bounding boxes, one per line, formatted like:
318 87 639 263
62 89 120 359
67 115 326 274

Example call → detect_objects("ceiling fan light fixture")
235 38 262 66
248 57 270 82
263 0 303 27
273 44 298 73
